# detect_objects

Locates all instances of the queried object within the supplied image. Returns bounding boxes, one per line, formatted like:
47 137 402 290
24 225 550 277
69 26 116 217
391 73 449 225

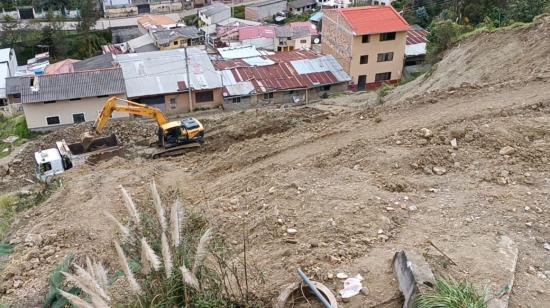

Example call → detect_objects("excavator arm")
93 97 170 134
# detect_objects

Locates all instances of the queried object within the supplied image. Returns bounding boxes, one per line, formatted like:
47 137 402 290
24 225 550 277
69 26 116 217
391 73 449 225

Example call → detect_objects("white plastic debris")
339 274 364 299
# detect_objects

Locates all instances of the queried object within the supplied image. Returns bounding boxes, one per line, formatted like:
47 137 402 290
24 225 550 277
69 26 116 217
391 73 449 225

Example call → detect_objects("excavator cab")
159 118 204 148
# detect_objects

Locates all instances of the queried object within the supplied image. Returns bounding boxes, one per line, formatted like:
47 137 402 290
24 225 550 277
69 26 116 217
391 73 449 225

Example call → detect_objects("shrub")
416 279 488 308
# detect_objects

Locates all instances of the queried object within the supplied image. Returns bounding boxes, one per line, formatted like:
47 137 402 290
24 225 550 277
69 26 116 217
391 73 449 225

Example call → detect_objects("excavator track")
151 142 201 159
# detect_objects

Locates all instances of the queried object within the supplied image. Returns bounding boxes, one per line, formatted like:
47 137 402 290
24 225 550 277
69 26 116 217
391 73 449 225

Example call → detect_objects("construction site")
0 15 549 308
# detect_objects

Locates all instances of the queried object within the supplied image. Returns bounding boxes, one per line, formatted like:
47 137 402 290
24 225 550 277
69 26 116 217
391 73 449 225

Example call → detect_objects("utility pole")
184 45 193 112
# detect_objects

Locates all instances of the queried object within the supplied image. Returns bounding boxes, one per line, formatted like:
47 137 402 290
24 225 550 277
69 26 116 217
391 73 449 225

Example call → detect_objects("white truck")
34 134 121 182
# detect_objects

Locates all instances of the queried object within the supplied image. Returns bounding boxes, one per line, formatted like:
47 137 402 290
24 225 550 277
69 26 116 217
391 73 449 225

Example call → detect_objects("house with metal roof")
137 15 178 34
275 23 318 52
245 0 287 21
114 49 223 114
151 27 204 50
6 68 127 131
214 50 350 108
288 0 317 15
198 3 231 26
321 6 410 91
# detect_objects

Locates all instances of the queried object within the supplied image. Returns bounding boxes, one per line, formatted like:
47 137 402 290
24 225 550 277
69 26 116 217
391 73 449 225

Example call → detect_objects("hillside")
1 17 549 307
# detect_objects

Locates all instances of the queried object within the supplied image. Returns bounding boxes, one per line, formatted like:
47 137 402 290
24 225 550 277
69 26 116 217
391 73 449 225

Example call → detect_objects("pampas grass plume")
161 232 173 278
150 180 167 230
141 237 161 275
192 228 212 275
114 240 141 294
119 185 140 226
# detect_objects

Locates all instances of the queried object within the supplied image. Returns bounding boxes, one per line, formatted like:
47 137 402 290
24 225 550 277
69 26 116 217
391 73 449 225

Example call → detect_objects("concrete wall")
322 9 406 87
143 88 224 115
23 95 127 131
349 31 406 84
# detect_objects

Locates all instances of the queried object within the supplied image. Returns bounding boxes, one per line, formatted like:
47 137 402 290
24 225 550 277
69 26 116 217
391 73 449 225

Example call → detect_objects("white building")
0 48 18 106
199 3 231 26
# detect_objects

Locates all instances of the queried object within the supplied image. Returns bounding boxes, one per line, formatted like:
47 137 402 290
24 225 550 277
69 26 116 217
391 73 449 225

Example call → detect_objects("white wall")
23 95 127 130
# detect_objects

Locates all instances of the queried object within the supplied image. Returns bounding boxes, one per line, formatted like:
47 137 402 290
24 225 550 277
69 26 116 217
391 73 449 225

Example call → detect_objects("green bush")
0 195 19 240
416 279 488 308
232 6 245 19
427 21 474 60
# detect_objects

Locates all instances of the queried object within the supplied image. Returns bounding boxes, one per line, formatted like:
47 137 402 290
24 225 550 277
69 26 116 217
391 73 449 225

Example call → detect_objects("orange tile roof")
337 6 410 35
137 14 176 28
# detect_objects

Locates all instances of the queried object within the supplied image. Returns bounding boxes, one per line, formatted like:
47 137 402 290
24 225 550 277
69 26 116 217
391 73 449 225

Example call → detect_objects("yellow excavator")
83 97 204 158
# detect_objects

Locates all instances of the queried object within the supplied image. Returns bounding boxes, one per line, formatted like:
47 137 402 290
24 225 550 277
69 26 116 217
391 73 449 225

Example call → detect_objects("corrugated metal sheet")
405 43 426 56
243 57 274 66
9 68 126 104
218 45 262 59
407 26 429 45
223 81 255 96
290 55 351 82
115 48 222 98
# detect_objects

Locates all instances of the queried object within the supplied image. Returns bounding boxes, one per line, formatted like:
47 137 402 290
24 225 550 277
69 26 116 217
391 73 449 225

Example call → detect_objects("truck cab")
34 148 72 182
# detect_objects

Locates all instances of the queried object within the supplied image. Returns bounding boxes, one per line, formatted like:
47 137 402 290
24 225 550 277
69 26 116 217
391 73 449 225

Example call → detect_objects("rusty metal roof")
217 50 350 96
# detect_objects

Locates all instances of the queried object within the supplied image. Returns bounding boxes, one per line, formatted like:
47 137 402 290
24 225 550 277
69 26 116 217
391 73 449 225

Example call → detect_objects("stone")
450 138 458 149
499 146 516 156
496 177 508 185
378 234 389 241
432 166 447 175
24 234 43 246
277 218 284 225
408 205 418 211
544 243 550 251
12 280 22 288
525 222 533 227
393 250 435 308
268 187 276 194
229 198 238 205
377 229 384 234
524 206 530 211
327 273 334 279
285 238 298 244
386 207 395 211
286 228 298 235
420 128 433 138
336 272 348 279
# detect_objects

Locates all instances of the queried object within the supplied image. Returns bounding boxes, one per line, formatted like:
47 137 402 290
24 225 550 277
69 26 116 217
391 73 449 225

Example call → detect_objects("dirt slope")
1 17 550 307
389 15 550 103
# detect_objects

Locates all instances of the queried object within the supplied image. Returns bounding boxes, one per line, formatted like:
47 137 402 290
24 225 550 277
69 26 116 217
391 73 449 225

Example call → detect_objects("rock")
268 187 276 194
499 146 516 156
432 166 447 175
229 198 238 205
423 167 433 175
327 273 334 279
377 229 384 234
24 234 43 246
496 177 507 185
285 238 298 244
12 280 23 288
408 205 418 211
420 128 433 138
277 218 284 225
378 234 389 241
544 243 550 251
450 138 458 149
525 222 532 227
286 228 298 235
393 250 435 308
386 207 395 211
361 287 370 296
336 272 348 279
524 206 530 211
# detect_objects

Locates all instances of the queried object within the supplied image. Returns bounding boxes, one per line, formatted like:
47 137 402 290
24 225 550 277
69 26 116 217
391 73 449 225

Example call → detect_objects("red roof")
406 26 429 45
336 6 410 35
288 22 318 36
239 25 276 40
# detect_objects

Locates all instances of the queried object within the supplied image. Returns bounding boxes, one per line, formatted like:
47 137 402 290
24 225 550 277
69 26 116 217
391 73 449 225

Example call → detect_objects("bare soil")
1 16 550 307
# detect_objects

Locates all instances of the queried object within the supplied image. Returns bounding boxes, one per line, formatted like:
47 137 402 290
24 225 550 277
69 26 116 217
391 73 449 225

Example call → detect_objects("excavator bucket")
80 132 95 152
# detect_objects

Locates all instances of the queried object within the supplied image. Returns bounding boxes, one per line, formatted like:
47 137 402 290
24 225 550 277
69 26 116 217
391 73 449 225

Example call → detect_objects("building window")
300 39 307 43
43 100 56 104
322 85 331 91
73 113 85 124
263 92 274 100
232 97 241 103
380 32 396 41
46 116 60 125
377 52 394 62
173 40 179 46
69 97 81 101
13 93 20 98
170 98 177 109
361 35 369 43
360 55 368 64
195 90 214 103
375 72 392 82
97 95 109 98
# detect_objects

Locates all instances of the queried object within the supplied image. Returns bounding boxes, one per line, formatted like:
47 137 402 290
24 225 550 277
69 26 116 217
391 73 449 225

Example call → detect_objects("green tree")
506 0 548 22
76 0 103 58
426 20 472 60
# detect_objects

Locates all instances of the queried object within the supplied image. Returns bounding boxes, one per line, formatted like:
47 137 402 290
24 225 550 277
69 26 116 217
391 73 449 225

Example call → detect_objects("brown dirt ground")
1 16 550 308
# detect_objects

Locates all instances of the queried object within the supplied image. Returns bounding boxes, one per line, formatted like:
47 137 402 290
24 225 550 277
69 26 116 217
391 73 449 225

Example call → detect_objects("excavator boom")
93 97 169 134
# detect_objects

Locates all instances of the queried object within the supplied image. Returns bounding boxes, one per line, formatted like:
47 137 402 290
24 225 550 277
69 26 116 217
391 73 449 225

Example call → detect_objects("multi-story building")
321 6 409 90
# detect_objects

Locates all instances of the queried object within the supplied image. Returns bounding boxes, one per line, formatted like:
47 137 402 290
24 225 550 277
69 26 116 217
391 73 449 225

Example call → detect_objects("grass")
0 180 62 241
43 255 80 308
57 183 251 307
416 279 488 308
0 115 41 158
0 195 19 241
